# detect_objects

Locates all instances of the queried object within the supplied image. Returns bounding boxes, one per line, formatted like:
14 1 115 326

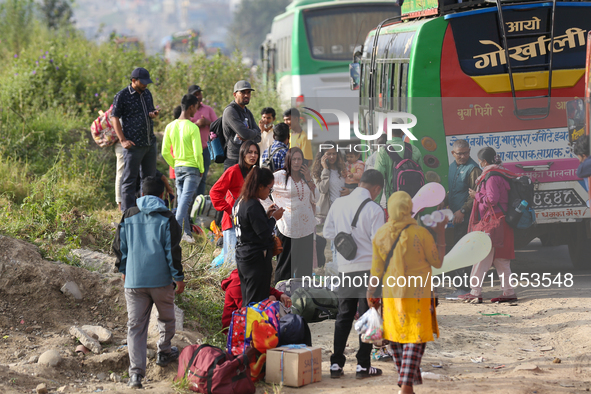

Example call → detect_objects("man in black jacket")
222 80 261 170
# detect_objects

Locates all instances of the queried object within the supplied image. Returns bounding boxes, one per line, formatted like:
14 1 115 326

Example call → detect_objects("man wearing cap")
112 67 160 211
188 84 218 196
222 80 261 170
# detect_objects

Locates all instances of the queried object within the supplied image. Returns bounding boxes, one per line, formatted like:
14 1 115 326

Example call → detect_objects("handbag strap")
381 224 413 279
351 198 372 228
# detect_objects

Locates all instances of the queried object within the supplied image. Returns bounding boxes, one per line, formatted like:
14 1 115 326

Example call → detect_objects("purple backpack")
387 142 424 198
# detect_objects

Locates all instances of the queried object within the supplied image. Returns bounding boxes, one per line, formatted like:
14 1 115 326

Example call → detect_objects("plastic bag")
354 307 384 344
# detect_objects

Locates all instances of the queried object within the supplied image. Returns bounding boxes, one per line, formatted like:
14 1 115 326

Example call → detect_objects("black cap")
188 85 202 95
131 67 153 85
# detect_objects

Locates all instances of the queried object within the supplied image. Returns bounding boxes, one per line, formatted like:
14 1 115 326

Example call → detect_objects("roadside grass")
0 22 283 351
175 235 231 348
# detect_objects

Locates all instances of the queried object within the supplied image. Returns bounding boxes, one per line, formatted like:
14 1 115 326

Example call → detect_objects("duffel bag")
291 288 338 323
176 344 255 394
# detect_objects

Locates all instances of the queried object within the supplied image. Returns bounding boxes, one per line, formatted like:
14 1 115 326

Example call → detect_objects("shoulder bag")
334 198 373 260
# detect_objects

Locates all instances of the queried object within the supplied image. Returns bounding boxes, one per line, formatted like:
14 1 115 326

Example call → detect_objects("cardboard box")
265 346 322 387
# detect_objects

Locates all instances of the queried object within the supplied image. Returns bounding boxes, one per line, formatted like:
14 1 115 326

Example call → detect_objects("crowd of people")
111 67 531 392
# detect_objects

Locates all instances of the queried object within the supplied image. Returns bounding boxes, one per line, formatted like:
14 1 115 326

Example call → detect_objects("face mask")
479 162 486 170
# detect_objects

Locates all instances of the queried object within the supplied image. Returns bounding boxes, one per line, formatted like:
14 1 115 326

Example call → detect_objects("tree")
227 0 291 58
0 0 35 56
39 0 73 30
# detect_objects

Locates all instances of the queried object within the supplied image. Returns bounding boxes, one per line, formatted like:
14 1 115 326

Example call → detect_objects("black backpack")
484 170 536 229
387 142 424 198
261 146 283 172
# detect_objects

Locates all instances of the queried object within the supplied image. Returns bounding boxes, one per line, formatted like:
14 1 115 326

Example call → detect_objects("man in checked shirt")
112 67 160 211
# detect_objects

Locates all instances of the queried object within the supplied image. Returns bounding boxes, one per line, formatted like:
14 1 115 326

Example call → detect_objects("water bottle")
506 200 528 228
515 200 528 213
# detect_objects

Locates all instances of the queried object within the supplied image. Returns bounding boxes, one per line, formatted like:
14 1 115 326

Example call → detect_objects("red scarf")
475 164 514 189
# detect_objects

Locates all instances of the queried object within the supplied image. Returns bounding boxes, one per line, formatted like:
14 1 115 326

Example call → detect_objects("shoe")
330 363 344 378
156 346 179 367
457 293 483 304
356 365 382 379
181 234 195 244
446 288 472 299
127 374 142 389
491 295 518 303
371 346 392 361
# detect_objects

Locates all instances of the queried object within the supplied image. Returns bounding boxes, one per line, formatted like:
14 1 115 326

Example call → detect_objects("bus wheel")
539 234 554 247
567 222 591 270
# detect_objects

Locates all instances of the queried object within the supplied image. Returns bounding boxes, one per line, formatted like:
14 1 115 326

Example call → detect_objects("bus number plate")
533 189 585 209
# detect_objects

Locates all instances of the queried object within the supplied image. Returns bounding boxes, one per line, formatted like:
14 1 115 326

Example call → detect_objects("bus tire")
539 234 554 247
567 221 591 270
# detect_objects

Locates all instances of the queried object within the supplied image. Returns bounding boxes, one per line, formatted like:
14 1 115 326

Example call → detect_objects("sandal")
457 293 483 304
491 295 518 303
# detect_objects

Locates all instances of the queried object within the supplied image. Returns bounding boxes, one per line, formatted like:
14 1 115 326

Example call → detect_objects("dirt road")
2 238 591 393
283 240 591 394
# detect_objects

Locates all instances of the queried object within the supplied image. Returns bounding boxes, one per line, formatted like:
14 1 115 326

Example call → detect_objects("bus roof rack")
403 0 579 18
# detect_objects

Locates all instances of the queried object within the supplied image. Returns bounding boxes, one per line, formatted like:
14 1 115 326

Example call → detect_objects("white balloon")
432 231 492 276
412 182 446 217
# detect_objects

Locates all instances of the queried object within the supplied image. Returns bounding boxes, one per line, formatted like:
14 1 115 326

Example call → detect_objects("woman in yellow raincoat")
367 191 446 394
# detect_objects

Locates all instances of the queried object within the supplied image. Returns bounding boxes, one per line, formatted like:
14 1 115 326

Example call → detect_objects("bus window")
391 63 400 111
375 65 383 108
303 5 399 61
287 36 291 70
384 63 392 110
378 63 392 108
361 62 371 104
400 63 408 112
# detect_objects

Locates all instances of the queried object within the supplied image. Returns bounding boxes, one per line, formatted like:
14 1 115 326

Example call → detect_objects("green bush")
0 13 283 338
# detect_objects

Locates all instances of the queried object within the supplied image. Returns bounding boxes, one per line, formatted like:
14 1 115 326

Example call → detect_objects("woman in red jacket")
221 268 292 332
210 141 260 265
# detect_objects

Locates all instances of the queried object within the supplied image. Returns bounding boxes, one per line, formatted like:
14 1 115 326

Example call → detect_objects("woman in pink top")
459 147 516 304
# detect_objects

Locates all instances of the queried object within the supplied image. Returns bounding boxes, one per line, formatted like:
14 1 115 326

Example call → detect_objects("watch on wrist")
460 208 466 214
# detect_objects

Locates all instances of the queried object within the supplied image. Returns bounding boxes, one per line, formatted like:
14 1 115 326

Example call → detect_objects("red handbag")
469 199 504 248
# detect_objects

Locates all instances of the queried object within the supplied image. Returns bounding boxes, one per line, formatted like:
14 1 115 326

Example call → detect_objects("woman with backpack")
367 191 447 394
233 167 284 304
210 141 260 265
458 147 517 304
270 148 317 283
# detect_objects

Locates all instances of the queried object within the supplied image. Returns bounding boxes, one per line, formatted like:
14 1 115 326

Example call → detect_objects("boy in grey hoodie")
112 176 185 389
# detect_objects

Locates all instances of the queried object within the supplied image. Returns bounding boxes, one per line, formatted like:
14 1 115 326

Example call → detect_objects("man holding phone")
112 67 160 211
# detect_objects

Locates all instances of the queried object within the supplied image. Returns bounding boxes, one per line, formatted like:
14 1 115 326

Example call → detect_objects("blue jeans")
175 167 202 236
121 143 157 211
223 228 237 265
196 147 210 196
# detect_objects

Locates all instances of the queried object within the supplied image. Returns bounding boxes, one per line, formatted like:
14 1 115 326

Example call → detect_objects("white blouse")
269 170 316 239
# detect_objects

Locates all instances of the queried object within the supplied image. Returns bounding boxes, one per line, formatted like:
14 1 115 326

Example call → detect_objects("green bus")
260 0 399 109
352 0 591 268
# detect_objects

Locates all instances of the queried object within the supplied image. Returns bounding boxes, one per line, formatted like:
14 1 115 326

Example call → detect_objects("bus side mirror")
350 62 360 91
566 99 585 144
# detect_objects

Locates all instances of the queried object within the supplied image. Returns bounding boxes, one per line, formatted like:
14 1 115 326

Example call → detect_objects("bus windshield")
303 4 398 61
